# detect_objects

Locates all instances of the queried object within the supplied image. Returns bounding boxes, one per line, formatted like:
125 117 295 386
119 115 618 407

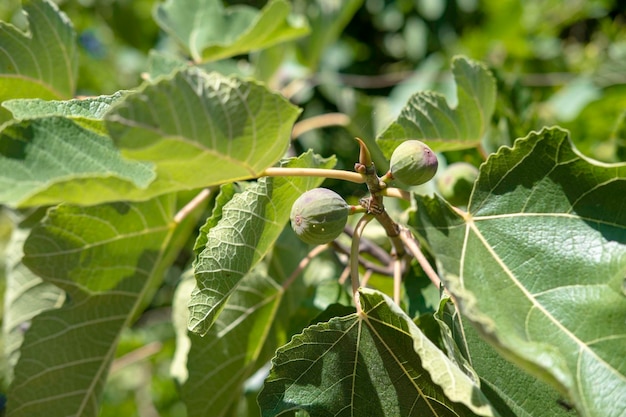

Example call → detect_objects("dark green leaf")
413 127 626 417
2 214 64 384
182 267 283 417
258 288 499 417
437 297 574 417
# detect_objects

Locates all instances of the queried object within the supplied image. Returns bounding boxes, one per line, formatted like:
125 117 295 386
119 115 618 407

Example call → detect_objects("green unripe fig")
290 188 349 245
389 140 438 185
436 162 479 206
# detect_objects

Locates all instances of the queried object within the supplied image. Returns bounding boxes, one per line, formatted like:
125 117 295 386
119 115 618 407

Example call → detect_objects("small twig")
280 78 310 100
332 241 393 276
335 71 416 89
477 145 490 161
338 265 351 285
173 188 213 223
282 244 330 290
399 228 441 288
110 341 163 374
292 113 351 138
360 269 374 288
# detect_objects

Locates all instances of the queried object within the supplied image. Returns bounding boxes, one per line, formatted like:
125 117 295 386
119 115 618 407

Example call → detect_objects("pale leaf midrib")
463 218 626 386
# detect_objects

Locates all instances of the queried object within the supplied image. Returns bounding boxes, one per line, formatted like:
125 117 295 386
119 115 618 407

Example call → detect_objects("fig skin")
389 140 438 186
436 162 479 206
290 188 349 245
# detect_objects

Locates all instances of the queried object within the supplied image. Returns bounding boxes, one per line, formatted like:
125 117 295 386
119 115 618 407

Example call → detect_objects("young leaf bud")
389 140 438 186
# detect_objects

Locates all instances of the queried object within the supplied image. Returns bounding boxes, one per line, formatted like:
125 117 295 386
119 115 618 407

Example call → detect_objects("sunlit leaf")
154 0 309 62
0 0 77 123
1 67 298 208
106 67 300 196
376 56 496 154
412 127 626 417
2 92 127 134
188 151 336 335
258 288 499 417
0 117 155 208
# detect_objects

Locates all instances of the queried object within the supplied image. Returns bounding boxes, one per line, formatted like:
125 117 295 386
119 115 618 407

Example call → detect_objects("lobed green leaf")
436 297 574 417
258 288 499 417
376 56 496 155
1 67 299 207
413 127 626 417
106 67 300 196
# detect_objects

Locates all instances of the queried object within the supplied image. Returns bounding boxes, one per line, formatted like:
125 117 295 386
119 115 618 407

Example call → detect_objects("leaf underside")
182 267 283 417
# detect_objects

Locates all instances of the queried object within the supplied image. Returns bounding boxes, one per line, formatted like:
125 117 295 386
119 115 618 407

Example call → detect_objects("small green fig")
389 140 438 185
436 162 479 206
290 188 349 245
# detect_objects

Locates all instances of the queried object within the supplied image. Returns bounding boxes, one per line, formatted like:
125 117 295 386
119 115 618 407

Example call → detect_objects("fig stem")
351 214 374 315
261 167 365 184
380 187 410 200
349 205 368 214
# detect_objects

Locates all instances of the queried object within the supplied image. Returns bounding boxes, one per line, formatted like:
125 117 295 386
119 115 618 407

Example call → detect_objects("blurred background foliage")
1 0 625 416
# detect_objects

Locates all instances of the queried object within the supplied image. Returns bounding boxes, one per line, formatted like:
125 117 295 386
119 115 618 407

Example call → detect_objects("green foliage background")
0 0 625 416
